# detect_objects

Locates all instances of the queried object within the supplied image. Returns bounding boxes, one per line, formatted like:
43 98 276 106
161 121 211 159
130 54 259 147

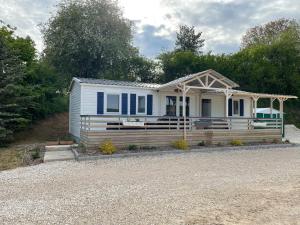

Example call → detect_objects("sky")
1 0 300 58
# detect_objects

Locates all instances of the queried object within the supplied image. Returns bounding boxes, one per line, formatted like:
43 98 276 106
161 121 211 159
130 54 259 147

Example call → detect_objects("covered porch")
79 70 296 148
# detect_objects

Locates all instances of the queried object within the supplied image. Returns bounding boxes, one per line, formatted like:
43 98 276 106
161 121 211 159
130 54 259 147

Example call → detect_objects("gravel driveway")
0 147 300 225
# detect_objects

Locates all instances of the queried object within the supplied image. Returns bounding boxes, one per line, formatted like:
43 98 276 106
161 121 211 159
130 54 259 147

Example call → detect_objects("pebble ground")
0 147 299 225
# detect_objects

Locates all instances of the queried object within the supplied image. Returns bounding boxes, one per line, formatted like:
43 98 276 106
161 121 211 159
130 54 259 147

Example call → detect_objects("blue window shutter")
121 93 128 115
240 99 244 116
147 94 153 115
97 92 104 114
130 94 136 115
228 98 232 116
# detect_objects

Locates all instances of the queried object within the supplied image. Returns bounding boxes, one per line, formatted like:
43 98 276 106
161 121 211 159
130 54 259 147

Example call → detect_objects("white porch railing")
80 115 282 132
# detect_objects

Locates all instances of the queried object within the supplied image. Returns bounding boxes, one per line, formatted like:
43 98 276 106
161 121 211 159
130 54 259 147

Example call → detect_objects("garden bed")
73 142 297 161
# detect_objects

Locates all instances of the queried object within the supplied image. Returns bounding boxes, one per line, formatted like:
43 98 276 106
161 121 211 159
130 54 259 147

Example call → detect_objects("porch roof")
212 89 298 100
157 69 240 89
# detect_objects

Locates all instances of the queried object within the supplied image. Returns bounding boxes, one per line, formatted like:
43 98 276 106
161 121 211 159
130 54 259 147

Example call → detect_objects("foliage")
175 25 205 54
197 141 205 146
172 139 189 150
31 147 40 160
99 139 117 154
128 144 138 151
42 0 140 82
128 56 161 83
0 23 68 145
158 18 300 126
241 18 294 48
230 140 244 146
0 24 34 145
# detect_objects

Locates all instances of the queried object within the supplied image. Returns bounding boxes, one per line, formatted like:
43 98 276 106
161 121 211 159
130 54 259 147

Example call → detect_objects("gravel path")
0 147 300 225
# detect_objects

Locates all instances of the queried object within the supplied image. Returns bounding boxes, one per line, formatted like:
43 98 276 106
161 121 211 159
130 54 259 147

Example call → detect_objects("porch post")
224 89 232 117
252 96 259 118
270 98 275 118
182 84 187 141
278 98 285 136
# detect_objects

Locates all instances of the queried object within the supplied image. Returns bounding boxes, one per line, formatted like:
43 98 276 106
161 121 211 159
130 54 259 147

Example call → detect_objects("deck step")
45 145 71 151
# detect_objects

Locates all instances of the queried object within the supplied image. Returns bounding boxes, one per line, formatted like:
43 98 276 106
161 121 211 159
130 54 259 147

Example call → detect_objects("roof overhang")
157 69 239 90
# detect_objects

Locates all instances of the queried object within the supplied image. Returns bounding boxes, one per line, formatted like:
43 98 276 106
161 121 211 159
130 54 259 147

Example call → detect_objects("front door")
201 99 211 117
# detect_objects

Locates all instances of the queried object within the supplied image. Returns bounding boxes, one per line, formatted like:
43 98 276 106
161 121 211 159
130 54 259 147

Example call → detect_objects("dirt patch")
13 112 69 144
0 144 44 171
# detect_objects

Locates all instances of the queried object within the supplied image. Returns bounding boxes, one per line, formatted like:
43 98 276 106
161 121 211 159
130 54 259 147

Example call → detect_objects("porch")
80 115 282 148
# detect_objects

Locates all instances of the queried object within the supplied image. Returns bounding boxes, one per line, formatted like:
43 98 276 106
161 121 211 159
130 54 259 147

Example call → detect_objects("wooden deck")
80 117 281 148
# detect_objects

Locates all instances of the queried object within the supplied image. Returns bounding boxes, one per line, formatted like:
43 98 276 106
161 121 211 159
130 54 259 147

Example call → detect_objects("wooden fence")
80 115 282 148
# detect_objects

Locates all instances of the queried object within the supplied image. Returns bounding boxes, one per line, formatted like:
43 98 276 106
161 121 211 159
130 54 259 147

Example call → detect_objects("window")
166 96 177 116
137 96 146 113
107 94 120 113
233 100 239 115
179 97 190 117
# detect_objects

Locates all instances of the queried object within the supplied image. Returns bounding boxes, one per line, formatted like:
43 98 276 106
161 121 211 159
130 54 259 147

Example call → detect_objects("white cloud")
0 0 299 57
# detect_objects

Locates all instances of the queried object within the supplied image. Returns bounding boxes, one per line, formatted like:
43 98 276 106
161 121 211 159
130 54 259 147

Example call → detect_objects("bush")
230 140 244 146
128 144 138 151
31 147 40 160
99 139 117 155
198 141 205 146
172 139 189 150
272 138 281 144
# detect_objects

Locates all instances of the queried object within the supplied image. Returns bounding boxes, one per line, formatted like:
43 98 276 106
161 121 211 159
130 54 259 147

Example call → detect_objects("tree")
0 24 34 145
42 0 138 82
128 56 160 83
175 25 205 54
241 18 294 48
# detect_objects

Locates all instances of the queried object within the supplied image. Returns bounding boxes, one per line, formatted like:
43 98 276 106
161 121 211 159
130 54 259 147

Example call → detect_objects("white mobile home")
69 69 297 147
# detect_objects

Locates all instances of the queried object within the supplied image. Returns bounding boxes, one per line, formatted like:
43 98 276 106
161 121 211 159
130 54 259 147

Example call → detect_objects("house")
69 69 297 148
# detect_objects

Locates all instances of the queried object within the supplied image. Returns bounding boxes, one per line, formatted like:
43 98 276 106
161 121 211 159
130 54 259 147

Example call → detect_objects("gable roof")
73 77 161 89
158 69 239 89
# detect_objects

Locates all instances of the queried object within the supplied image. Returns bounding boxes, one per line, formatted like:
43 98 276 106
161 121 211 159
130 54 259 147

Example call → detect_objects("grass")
0 147 24 171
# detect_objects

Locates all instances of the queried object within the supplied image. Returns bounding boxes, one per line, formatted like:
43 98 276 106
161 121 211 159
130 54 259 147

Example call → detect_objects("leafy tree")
175 25 205 54
0 25 34 145
42 0 138 82
129 56 161 83
241 18 294 48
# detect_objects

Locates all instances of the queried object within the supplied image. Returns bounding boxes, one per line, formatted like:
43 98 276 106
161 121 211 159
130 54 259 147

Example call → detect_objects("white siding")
200 93 225 117
80 84 159 116
69 81 81 138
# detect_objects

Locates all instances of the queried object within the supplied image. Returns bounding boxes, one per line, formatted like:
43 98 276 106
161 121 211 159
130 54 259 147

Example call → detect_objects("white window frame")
105 93 121 114
136 95 147 114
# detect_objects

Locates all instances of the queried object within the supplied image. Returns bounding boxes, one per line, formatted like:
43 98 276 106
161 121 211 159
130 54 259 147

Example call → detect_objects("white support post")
270 98 275 118
182 84 187 141
224 89 232 130
252 96 259 118
278 98 286 136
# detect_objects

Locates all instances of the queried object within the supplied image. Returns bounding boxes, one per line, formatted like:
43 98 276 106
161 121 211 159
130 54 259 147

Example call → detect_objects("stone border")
72 143 299 161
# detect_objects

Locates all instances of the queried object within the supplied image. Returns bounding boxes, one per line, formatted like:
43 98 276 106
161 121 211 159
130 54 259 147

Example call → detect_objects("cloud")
162 0 300 53
133 24 175 58
0 0 300 57
0 0 57 52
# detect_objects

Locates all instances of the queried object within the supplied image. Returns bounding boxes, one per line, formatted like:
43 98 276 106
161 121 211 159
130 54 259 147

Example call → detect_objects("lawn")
0 147 24 171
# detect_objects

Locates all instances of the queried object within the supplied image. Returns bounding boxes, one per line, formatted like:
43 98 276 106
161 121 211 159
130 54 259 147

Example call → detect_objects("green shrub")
272 138 281 144
172 139 189 150
31 147 40 160
99 139 117 155
128 144 138 151
198 141 205 146
230 140 244 146
216 142 223 147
